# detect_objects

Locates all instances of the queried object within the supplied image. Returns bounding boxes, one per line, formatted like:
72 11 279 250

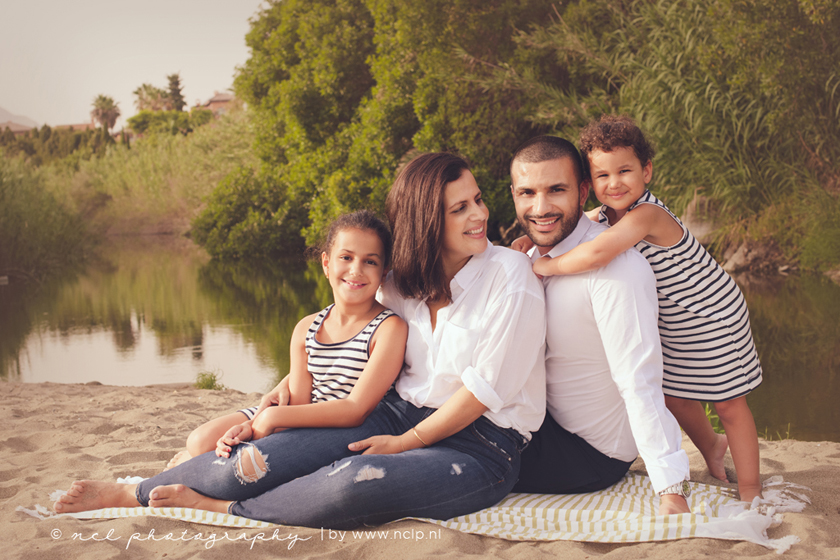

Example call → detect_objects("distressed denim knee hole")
234 443 269 484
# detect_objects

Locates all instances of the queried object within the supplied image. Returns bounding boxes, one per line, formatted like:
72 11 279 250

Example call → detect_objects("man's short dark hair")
510 135 586 184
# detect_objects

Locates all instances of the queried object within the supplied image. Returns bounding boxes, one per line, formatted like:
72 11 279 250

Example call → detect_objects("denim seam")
469 423 513 464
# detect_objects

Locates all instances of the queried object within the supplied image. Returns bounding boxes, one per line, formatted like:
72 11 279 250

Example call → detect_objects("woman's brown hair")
386 152 470 301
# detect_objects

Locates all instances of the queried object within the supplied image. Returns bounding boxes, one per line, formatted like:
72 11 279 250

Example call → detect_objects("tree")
90 94 121 131
133 83 170 111
167 73 186 112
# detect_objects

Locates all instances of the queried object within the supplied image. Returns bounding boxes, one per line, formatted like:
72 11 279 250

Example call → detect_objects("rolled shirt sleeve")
385 244 547 439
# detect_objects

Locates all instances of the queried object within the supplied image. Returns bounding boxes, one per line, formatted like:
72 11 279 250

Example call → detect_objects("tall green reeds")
0 156 87 281
481 0 840 268
40 105 258 236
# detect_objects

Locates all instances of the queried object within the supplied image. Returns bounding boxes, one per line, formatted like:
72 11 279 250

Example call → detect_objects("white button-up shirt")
379 241 546 439
533 214 689 492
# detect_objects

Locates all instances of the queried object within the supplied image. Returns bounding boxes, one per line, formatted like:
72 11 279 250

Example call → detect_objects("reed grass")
40 105 258 236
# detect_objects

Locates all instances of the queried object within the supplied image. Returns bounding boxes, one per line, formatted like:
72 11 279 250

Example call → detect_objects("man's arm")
590 249 691 514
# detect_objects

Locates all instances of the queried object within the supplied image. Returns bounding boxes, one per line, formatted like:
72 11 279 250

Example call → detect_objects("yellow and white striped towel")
23 474 807 553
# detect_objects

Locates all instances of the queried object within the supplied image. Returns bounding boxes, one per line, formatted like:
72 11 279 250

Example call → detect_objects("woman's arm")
250 315 408 439
533 204 679 277
349 385 486 454
352 256 547 455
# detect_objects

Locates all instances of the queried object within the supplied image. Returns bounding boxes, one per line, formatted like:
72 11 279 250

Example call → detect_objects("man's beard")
517 206 580 249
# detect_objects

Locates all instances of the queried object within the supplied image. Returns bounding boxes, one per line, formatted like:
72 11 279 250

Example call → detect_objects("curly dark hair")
578 115 655 175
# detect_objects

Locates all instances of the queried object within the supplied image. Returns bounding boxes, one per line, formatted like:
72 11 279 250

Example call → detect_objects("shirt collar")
450 238 491 301
528 213 592 261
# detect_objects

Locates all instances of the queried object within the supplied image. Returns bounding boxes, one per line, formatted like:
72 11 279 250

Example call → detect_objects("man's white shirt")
531 214 690 492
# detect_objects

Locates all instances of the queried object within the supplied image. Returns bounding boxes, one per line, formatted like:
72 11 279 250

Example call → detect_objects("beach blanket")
19 474 808 554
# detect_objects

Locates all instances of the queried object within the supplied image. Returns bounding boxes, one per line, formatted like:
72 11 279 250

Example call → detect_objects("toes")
149 484 183 506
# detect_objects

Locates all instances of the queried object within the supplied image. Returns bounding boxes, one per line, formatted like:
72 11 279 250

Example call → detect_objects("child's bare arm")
533 205 661 277
585 208 601 222
286 315 314 406
250 316 408 439
252 314 316 421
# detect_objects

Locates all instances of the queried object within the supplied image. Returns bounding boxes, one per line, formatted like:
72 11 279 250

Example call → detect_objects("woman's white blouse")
378 241 547 439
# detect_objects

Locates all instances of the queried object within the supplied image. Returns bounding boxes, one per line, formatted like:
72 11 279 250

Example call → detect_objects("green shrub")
194 370 226 390
0 156 87 280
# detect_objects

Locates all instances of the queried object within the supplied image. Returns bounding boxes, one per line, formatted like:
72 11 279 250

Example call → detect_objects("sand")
2 380 839 559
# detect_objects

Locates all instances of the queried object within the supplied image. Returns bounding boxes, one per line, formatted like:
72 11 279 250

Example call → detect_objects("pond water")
1 237 838 442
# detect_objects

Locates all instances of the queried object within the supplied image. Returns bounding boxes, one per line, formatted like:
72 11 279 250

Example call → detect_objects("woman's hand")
215 423 253 458
348 434 406 455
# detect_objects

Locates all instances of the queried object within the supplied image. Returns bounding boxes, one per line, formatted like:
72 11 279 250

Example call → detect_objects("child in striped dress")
517 115 763 503
167 210 407 468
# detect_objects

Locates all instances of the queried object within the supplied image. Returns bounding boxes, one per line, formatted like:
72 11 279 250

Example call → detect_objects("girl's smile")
322 228 386 305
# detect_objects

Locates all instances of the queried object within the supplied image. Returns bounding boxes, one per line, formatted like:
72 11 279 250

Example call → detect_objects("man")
509 135 691 515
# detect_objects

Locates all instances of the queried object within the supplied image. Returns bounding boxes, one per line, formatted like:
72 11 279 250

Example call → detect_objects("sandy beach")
2 380 839 559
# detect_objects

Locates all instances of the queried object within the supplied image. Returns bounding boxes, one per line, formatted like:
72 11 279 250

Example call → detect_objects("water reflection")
0 237 328 394
738 273 840 443
1 237 838 442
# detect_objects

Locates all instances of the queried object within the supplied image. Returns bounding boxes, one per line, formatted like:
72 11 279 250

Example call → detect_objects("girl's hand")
348 434 406 455
511 235 534 254
254 378 291 418
215 423 253 458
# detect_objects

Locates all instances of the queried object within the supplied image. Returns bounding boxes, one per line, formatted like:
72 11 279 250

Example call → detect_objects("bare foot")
164 450 192 472
148 484 231 514
704 433 729 482
53 481 139 513
739 483 763 504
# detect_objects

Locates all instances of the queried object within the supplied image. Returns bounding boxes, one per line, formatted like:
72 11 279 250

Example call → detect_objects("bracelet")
412 428 429 447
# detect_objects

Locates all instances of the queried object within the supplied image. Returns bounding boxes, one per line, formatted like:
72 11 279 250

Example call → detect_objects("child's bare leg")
166 411 251 471
164 450 192 471
714 396 761 502
665 396 729 482
149 484 232 514
187 411 251 456
54 481 139 513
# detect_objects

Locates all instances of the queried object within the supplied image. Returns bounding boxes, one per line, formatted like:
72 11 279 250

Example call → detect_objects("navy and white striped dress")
306 304 396 403
599 191 763 402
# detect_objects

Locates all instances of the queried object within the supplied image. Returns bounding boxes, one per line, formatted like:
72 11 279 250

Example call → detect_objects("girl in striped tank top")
519 116 762 503
169 211 407 467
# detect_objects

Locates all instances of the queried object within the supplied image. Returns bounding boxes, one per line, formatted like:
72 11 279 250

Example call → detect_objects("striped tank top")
306 304 396 403
599 190 762 401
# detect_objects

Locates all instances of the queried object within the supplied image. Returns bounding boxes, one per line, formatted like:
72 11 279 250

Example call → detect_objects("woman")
54 153 547 529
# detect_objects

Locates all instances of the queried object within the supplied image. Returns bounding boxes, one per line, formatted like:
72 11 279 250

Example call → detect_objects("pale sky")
0 0 265 130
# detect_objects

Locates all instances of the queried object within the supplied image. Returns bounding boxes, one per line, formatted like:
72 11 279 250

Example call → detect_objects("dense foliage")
194 0 839 271
0 124 108 167
0 157 87 280
194 0 555 258
127 109 213 135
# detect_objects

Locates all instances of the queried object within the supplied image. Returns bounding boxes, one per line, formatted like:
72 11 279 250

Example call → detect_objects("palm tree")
90 95 121 131
133 83 170 111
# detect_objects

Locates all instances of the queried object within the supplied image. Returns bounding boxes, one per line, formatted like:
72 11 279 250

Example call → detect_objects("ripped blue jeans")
137 391 526 529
